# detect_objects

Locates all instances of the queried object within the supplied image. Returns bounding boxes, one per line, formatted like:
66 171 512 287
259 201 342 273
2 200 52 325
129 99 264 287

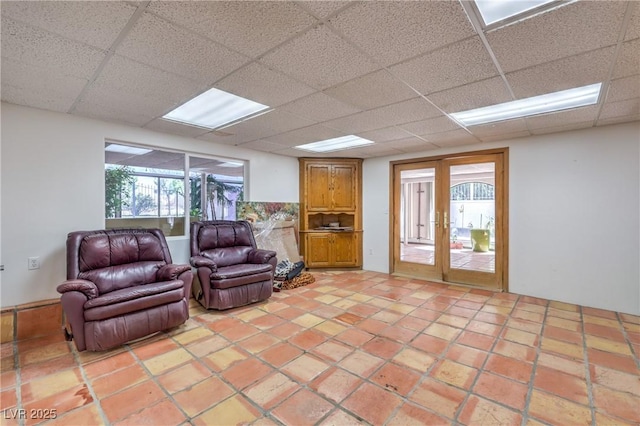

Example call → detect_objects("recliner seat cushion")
210 264 273 290
84 280 184 321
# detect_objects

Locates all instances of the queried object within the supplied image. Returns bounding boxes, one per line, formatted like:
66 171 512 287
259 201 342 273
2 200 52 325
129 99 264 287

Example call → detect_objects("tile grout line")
615 311 640 371
579 306 597 426
12 335 24 426
519 298 550 426
67 341 111 426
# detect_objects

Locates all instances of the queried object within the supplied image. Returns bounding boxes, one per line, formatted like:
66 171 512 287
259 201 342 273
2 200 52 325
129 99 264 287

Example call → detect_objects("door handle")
435 212 440 228
444 212 448 229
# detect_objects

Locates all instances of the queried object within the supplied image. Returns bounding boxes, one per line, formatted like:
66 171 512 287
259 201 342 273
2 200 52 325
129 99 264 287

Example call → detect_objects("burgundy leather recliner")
57 229 193 351
190 220 277 310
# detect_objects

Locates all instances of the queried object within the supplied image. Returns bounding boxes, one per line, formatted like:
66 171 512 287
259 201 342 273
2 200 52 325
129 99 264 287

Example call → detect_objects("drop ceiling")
1 1 638 159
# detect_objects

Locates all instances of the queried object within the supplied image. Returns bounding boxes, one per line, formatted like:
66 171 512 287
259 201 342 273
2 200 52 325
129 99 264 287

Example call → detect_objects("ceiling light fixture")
162 87 269 130
474 0 557 26
450 83 602 127
295 135 374 153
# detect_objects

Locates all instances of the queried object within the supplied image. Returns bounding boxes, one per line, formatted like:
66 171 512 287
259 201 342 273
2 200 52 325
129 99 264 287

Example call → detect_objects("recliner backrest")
67 229 172 294
192 221 257 267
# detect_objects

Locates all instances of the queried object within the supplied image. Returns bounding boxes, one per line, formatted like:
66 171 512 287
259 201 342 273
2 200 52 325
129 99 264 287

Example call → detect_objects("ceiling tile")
467 119 528 138
264 124 346 147
76 84 170 119
530 121 594 136
323 70 417 110
325 97 442 133
428 129 479 148
1 16 105 80
1 58 87 112
427 77 512 114
487 1 626 73
348 145 404 158
279 92 362 122
399 115 462 137
295 1 352 20
116 12 249 85
479 131 530 143
215 62 315 107
0 1 137 50
223 109 317 144
389 36 499 95
94 55 205 108
526 105 599 130
613 39 640 79
143 119 211 139
272 147 324 158
597 113 640 127
599 98 640 120
260 25 379 90
196 131 242 146
379 137 434 152
624 2 639 41
605 75 640 103
147 1 316 58
356 127 416 143
328 1 474 67
75 98 155 127
506 46 615 99
237 139 289 153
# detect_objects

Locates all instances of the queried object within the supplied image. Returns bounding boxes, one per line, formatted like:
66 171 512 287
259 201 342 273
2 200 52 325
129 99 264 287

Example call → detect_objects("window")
450 182 494 201
105 143 245 237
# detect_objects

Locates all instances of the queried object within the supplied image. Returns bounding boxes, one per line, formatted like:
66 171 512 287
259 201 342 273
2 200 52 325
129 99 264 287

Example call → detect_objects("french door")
391 150 507 290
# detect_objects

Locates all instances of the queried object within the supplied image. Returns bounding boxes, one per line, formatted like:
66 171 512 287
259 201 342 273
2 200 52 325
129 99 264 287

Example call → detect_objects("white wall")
0 103 299 307
363 122 640 315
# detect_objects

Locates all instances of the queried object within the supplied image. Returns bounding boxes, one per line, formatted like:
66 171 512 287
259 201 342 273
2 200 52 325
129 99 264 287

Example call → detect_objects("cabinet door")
332 233 358 266
307 164 332 211
331 164 357 211
306 233 331 267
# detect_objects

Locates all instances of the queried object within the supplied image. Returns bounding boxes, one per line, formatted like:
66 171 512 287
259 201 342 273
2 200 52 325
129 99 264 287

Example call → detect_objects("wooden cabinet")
300 158 362 269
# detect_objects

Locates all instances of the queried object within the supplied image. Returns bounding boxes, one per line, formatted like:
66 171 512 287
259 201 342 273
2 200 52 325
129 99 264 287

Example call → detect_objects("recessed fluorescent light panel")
451 83 602 127
474 0 556 26
105 144 152 155
295 135 374 153
163 87 269 130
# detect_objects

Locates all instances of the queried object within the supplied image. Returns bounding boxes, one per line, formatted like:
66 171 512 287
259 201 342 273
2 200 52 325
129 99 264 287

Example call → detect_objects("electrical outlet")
28 257 40 270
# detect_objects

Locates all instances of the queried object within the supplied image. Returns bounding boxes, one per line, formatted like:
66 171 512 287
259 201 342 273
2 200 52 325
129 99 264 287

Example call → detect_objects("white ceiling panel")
624 2 639 41
428 130 479 148
356 127 416 143
75 99 155 127
597 113 640 127
613 39 640 79
599 98 640 120
605 75 640 103
328 1 474 67
272 147 325 158
116 13 249 85
93 55 205 108
215 62 315 107
147 1 316 58
399 116 462 137
389 37 499 96
279 92 361 122
143 119 211 139
264 124 346 147
380 137 432 151
427 77 512 114
77 84 171 119
0 1 137 50
530 121 594 136
467 119 528 139
237 139 290 153
506 46 616 99
479 131 531 143
223 109 317 144
295 1 352 20
1 16 105 80
526 105 599 130
0 58 87 112
196 131 243 146
323 70 417 110
487 1 626 73
259 25 379 90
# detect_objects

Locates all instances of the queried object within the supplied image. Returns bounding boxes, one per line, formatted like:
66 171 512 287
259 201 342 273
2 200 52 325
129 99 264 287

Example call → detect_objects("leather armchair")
190 220 277 310
58 229 193 351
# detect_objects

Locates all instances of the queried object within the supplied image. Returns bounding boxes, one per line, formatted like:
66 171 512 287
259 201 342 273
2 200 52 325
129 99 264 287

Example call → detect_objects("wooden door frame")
389 147 509 291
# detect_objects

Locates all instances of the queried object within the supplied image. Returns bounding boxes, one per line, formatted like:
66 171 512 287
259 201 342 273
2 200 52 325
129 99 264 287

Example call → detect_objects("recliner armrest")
158 264 192 281
57 279 98 300
190 256 217 272
248 249 277 265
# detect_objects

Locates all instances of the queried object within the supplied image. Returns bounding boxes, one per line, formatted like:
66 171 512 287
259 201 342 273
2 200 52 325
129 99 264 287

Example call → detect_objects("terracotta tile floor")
1 271 639 425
